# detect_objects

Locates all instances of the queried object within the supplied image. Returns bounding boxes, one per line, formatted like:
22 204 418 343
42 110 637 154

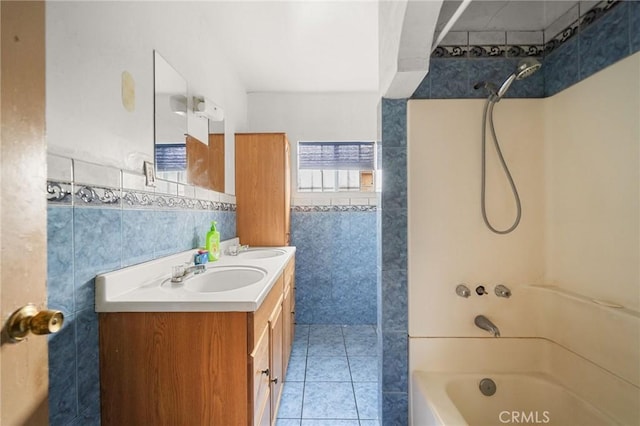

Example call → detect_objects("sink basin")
237 248 286 260
177 266 266 293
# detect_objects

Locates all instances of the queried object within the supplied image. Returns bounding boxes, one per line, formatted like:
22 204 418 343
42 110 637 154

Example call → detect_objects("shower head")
494 58 542 101
515 57 542 80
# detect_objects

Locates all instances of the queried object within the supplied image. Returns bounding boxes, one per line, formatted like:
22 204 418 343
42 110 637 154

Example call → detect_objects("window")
297 141 377 192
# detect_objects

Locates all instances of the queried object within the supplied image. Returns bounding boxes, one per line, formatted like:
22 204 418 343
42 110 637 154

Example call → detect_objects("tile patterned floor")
277 324 379 426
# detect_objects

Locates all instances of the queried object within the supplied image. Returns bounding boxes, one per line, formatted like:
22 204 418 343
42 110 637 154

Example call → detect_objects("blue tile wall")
579 1 630 81
47 204 236 426
415 57 545 100
413 1 640 100
378 98 408 426
631 0 640 52
543 37 580 97
291 210 377 325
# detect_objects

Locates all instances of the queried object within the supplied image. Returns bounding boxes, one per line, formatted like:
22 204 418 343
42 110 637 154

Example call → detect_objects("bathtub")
411 372 620 426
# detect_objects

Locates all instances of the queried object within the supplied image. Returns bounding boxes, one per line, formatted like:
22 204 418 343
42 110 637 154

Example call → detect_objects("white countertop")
95 240 296 313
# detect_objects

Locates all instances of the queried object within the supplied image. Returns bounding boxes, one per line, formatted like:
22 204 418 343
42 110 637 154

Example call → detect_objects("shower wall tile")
379 98 408 425
381 332 408 392
380 208 407 272
579 1 629 80
544 38 580 97
545 3 580 42
381 100 406 147
381 270 407 333
411 73 431 99
380 147 407 210
429 59 468 98
381 392 408 426
506 31 544 46
469 31 505 46
440 31 468 46
467 58 515 99
631 1 640 53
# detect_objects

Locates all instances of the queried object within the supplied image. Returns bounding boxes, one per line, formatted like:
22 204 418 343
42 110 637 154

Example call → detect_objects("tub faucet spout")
475 315 500 337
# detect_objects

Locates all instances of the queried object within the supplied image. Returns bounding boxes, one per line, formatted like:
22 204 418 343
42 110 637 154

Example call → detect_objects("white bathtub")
411 372 621 426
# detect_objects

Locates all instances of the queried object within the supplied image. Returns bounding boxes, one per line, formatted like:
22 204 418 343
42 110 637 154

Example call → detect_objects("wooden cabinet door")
235 133 291 246
251 328 271 426
268 304 284 424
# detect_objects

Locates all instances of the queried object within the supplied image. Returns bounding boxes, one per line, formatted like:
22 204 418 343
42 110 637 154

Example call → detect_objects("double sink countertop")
95 238 296 312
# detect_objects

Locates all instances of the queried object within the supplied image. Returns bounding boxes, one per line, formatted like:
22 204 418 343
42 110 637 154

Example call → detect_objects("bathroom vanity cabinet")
235 133 291 247
99 257 296 426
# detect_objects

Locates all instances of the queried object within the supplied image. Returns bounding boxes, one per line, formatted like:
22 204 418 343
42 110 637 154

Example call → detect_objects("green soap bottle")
205 221 221 261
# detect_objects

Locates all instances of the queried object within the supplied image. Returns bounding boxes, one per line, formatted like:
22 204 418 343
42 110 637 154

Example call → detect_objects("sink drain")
479 378 496 396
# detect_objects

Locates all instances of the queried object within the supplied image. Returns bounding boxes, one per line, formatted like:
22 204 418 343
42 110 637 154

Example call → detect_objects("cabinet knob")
271 377 279 384
261 368 269 376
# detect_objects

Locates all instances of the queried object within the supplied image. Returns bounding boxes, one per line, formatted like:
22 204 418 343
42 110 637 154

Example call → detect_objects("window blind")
155 143 186 172
298 141 374 170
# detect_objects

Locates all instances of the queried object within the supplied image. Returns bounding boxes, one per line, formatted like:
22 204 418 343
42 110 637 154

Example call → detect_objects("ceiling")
205 1 379 93
194 1 588 94
436 0 582 32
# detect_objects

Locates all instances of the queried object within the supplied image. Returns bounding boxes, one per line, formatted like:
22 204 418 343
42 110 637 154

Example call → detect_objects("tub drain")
479 378 496 396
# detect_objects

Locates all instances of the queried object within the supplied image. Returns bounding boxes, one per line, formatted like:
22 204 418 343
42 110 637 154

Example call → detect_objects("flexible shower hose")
481 99 522 234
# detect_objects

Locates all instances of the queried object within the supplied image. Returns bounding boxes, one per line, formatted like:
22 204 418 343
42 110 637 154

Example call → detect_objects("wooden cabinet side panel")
235 133 288 246
100 312 248 426
186 134 209 188
283 137 291 245
208 132 225 192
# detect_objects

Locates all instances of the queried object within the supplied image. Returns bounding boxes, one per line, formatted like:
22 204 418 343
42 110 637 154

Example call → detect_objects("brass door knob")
6 304 64 342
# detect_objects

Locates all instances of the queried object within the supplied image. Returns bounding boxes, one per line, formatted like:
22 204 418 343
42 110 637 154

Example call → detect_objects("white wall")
407 99 546 338
46 1 248 194
544 53 640 311
247 92 379 204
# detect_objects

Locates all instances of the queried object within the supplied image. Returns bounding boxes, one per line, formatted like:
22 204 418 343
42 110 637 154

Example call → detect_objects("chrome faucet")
171 264 206 283
474 315 500 337
225 244 249 256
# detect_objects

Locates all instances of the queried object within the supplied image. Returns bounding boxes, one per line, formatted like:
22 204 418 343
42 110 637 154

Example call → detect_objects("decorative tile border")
433 0 620 59
47 180 236 211
292 205 376 213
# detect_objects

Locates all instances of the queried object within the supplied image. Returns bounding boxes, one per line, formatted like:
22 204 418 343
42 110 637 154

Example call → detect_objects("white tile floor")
277 324 380 426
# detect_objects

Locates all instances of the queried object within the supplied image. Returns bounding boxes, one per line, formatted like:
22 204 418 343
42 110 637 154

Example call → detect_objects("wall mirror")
153 51 226 193
153 51 189 184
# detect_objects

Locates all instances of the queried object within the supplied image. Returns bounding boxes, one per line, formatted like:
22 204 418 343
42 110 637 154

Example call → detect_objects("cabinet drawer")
251 327 271 424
